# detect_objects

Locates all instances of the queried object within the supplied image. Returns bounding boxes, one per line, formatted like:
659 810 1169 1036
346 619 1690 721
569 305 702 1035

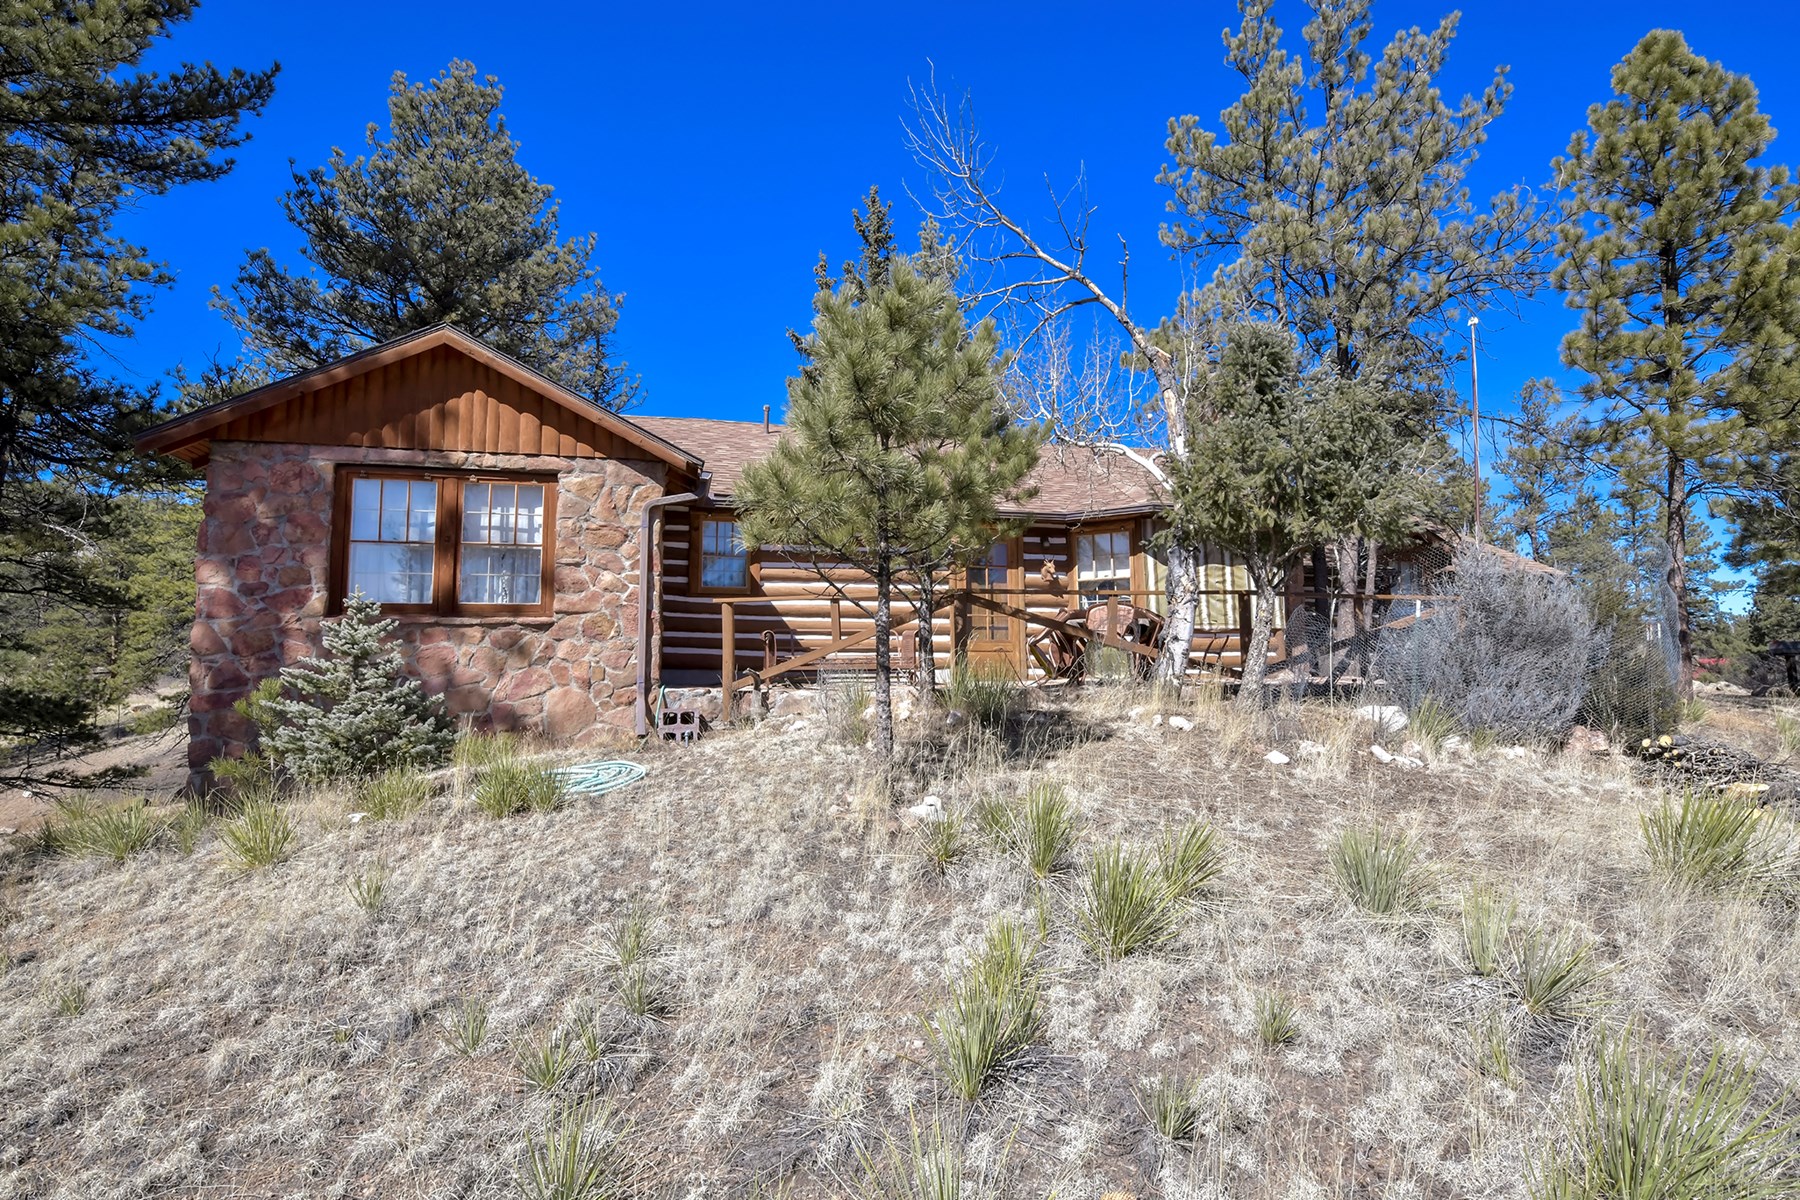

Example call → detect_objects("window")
460 482 546 605
696 517 749 591
348 477 438 604
966 541 1012 641
1076 528 1132 607
334 471 555 616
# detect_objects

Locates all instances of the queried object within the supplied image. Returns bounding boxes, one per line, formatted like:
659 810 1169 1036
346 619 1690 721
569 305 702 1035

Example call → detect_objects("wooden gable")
136 326 699 472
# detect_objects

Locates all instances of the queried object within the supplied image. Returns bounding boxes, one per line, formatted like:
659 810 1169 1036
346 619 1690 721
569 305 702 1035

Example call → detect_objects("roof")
134 325 701 473
631 415 1166 520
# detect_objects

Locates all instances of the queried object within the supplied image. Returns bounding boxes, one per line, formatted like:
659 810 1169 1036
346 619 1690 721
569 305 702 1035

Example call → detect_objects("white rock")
1152 713 1164 727
904 796 945 823
1167 715 1196 732
1355 705 1410 734
1296 740 1329 758
347 812 368 825
1369 744 1395 764
1400 740 1424 758
1441 735 1467 753
1127 707 1145 721
1394 755 1424 770
1264 750 1290 765
1498 745 1532 761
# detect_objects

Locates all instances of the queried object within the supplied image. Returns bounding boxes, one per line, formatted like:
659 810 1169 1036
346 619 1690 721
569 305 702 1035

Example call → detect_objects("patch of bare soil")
0 690 1796 1199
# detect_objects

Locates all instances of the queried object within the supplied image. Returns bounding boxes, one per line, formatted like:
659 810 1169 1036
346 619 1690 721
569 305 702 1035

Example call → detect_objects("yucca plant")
1075 841 1177 961
1408 694 1462 751
517 1032 580 1093
1159 819 1225 903
1137 1075 1202 1142
347 860 389 915
945 657 1015 728
453 730 520 770
517 1100 634 1200
1641 789 1775 892
1777 714 1799 759
1255 991 1301 1047
474 761 567 818
358 770 432 821
924 918 1043 1101
1507 927 1609 1025
917 811 966 875
171 800 212 855
51 980 88 1017
1329 825 1426 916
1461 884 1516 978
601 905 671 1019
219 800 297 871
439 997 490 1057
77 802 162 863
1013 781 1078 879
1530 1029 1800 1200
856 1115 975 1200
968 794 1014 848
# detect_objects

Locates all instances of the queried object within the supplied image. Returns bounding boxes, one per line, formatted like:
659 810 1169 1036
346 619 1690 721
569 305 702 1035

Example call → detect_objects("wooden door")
958 538 1024 677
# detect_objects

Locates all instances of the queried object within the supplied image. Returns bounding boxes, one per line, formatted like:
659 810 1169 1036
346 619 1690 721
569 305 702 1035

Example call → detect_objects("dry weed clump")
2 689 1799 1198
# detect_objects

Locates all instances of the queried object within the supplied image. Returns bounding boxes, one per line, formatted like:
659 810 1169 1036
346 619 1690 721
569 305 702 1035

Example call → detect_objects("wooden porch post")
720 601 736 719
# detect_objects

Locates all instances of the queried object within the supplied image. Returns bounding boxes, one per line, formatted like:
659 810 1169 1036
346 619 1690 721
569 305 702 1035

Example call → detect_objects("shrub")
1382 545 1604 743
209 751 276 806
1159 819 1225 903
1075 841 1177 961
263 595 454 782
475 761 567 818
1641 790 1779 892
439 997 490 1057
358 770 432 821
1330 825 1426 916
857 1116 981 1200
1530 1030 1800 1200
1461 885 1516 978
1254 991 1300 1046
1408 694 1461 751
517 1100 634 1200
1507 927 1608 1025
219 800 297 871
1012 781 1077 879
945 656 1014 727
924 918 1043 1101
1580 619 1680 746
1678 697 1710 726
1137 1075 1202 1142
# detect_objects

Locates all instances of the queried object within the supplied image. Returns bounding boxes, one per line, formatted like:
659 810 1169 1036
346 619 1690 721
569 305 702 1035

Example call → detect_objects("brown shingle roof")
630 415 1165 520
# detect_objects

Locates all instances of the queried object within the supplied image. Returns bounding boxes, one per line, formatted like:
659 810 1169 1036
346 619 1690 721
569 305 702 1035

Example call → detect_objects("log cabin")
135 324 1332 785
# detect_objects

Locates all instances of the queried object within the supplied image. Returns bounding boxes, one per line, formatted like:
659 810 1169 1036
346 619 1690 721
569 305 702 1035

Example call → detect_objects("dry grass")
2 693 1798 1198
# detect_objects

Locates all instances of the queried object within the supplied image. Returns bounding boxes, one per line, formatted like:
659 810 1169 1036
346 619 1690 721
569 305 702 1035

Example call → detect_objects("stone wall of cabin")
188 440 666 783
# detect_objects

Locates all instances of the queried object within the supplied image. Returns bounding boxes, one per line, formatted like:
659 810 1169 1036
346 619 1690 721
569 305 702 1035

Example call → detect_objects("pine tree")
0 0 274 779
1554 29 1800 694
264 596 454 781
218 60 634 407
736 263 1040 759
1163 324 1427 708
1492 380 1590 561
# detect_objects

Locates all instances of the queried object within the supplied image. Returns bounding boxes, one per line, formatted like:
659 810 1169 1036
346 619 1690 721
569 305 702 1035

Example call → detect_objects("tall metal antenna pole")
1468 315 1482 543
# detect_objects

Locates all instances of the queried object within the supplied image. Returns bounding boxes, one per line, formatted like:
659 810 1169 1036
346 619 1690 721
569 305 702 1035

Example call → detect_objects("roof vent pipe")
762 404 771 433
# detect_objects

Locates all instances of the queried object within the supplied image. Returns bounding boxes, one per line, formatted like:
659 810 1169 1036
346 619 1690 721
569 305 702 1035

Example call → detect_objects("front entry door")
959 539 1023 677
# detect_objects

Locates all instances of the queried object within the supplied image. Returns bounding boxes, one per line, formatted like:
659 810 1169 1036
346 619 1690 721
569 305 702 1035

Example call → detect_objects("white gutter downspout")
635 489 701 737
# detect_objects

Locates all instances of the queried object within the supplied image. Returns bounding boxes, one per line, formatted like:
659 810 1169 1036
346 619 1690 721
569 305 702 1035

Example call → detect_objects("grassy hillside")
2 691 1797 1199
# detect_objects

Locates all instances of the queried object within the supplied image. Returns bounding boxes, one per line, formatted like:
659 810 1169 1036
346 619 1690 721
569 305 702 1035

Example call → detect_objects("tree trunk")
1233 566 1281 711
873 558 895 760
1666 448 1693 699
1155 540 1200 685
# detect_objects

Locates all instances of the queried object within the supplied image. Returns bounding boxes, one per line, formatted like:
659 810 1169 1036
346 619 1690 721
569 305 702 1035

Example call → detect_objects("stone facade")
189 440 666 781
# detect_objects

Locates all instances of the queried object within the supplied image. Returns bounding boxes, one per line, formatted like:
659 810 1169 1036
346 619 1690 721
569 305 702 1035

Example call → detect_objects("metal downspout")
635 490 700 736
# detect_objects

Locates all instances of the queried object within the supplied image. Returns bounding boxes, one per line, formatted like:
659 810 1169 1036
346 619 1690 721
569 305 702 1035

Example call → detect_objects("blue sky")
108 1 1797 568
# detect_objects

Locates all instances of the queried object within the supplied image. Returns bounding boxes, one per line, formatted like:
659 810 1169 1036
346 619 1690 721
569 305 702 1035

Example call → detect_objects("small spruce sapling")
264 595 454 780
